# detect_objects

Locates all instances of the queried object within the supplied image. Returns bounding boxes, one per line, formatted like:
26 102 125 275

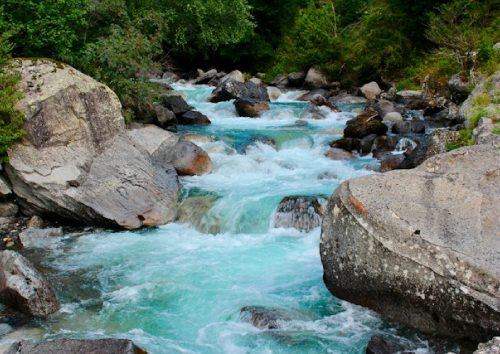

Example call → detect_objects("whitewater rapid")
1 84 460 353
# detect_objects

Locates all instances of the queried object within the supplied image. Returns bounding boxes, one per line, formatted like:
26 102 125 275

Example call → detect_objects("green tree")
0 28 24 162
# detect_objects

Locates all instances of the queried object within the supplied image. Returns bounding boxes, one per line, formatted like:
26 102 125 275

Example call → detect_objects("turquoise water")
6 84 461 353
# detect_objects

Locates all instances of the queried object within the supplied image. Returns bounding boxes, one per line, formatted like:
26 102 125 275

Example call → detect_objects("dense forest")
1 0 500 158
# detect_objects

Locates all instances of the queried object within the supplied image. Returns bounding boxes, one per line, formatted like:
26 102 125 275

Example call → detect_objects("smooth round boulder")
321 146 500 341
361 82 382 100
383 112 403 123
303 68 329 89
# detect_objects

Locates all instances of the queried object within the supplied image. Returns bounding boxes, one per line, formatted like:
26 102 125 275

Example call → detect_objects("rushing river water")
1 84 465 353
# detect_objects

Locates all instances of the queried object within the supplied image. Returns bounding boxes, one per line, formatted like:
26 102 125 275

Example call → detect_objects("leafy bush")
0 30 24 162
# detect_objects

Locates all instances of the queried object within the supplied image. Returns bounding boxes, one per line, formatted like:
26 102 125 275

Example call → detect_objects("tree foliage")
0 28 24 162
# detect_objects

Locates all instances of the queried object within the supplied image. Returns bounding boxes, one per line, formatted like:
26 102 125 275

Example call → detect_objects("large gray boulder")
320 146 500 341
474 118 500 147
361 82 381 100
0 251 59 316
7 59 180 230
127 125 212 176
303 68 329 89
6 339 148 354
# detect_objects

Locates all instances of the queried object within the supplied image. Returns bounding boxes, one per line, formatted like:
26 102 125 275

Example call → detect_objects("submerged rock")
18 228 63 248
7 59 180 229
273 196 326 232
177 195 220 234
5 339 148 354
239 306 291 330
321 146 500 341
0 251 59 316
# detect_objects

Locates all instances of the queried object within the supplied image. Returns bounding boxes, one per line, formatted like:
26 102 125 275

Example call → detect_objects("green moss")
11 57 65 69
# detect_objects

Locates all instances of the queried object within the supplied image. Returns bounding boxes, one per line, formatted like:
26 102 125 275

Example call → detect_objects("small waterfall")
272 196 328 232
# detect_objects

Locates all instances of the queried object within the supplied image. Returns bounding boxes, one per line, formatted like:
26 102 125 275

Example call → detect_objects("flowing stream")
1 84 463 353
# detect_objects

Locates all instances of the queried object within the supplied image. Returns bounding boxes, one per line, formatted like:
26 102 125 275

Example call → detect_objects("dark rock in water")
325 148 355 160
160 95 194 116
321 146 500 341
209 79 269 103
372 136 400 158
400 130 460 169
5 338 148 354
179 111 211 125
344 109 388 139
273 196 326 232
288 72 306 87
317 172 339 180
271 74 289 88
378 153 405 172
234 98 270 117
392 121 425 135
239 306 291 330
360 134 378 155
0 251 60 316
366 335 406 354
329 137 360 153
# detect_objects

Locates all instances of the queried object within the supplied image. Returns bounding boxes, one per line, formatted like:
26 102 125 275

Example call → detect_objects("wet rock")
267 87 282 101
288 72 306 87
371 136 400 158
344 109 388 139
18 228 63 248
0 177 12 197
400 130 460 169
383 112 403 123
179 111 211 125
273 196 326 232
239 306 291 330
0 251 59 316
249 136 276 147
475 337 500 354
317 172 339 180
209 79 268 103
360 134 378 154
160 95 194 116
234 98 270 118
304 68 329 89
0 203 18 217
329 137 359 153
298 89 329 102
378 153 405 172
392 121 426 135
26 216 45 229
361 82 381 100
321 145 500 341
325 148 355 160
5 338 148 354
127 125 212 176
193 69 218 85
271 74 289 88
366 335 406 354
